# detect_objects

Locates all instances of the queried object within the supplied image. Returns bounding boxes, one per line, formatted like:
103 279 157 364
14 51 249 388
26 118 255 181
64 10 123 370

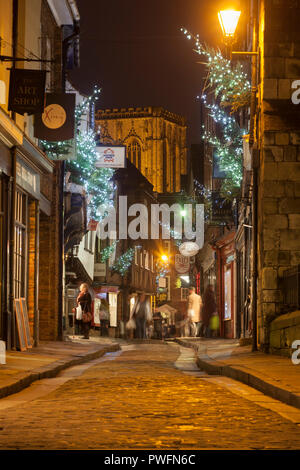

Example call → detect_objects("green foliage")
111 248 135 277
99 241 118 263
181 29 251 113
41 87 114 220
182 28 249 198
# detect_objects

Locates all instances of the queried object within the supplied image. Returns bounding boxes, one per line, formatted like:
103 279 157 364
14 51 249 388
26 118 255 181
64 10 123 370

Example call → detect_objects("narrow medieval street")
0 341 300 450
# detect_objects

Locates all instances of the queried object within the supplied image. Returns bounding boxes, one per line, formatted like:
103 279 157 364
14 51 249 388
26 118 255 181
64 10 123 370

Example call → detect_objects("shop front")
93 286 120 337
0 129 58 349
216 232 236 339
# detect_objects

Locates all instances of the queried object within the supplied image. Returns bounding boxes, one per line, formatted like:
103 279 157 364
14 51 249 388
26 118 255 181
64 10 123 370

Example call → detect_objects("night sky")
70 0 235 146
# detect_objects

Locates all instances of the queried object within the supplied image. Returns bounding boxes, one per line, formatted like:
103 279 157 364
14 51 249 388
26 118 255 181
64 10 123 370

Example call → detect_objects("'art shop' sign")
8 69 46 115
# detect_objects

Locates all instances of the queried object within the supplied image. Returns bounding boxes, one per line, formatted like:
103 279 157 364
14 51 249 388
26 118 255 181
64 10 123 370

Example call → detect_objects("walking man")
187 287 203 337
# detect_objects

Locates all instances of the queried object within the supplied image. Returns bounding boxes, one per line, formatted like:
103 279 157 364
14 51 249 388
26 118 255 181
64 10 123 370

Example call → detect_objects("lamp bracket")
231 51 258 56
0 55 54 63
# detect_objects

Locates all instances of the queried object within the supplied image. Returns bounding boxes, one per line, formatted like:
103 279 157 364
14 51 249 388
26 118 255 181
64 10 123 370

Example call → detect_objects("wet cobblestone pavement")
0 342 300 450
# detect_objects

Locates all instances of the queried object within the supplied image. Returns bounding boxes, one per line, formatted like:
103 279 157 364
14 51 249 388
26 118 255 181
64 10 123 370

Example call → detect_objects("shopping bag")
126 318 136 330
76 304 82 320
210 312 219 331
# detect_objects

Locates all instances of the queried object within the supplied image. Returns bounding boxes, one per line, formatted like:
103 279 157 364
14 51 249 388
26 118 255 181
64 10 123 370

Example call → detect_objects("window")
14 190 28 298
84 232 94 254
135 246 139 265
166 275 171 301
163 240 171 254
140 250 143 268
84 232 89 251
144 250 149 270
127 140 141 169
89 231 94 253
181 288 189 301
95 235 102 262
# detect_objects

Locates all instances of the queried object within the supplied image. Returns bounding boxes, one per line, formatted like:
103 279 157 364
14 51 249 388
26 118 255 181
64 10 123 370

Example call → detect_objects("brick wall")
38 167 60 341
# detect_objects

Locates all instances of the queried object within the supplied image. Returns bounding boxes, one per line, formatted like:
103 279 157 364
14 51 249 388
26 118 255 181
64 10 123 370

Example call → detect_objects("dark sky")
69 0 230 145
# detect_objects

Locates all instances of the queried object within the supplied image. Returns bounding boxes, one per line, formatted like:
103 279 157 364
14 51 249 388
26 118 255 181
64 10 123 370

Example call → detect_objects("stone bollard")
0 340 6 365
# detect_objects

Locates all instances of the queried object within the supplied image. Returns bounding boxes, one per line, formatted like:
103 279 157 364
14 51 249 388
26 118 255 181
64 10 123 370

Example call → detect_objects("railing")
283 265 300 309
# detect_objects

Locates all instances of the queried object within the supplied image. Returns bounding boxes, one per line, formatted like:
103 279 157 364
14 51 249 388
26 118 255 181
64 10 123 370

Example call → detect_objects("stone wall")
257 0 300 350
269 310 300 356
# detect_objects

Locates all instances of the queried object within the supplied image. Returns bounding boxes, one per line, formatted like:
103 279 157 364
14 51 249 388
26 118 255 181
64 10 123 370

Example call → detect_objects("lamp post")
218 5 259 352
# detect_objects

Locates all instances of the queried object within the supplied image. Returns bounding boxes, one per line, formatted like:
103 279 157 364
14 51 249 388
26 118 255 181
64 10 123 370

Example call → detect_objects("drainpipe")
250 0 259 352
34 201 39 346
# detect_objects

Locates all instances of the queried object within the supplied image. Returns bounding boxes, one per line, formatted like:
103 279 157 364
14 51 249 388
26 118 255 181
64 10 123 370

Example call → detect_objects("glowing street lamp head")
218 9 241 38
161 254 168 262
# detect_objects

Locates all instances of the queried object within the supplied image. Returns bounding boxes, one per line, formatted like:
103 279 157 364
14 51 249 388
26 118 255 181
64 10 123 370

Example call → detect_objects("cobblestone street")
0 342 300 450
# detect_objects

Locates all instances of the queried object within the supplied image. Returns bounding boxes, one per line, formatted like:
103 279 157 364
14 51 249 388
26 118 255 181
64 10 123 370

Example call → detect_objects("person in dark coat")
131 294 152 339
77 283 92 339
202 284 217 338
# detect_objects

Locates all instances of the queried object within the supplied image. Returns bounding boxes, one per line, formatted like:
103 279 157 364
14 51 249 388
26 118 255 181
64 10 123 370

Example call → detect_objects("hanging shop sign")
175 254 190 274
34 93 76 141
212 191 233 222
179 242 200 257
87 219 99 231
8 69 46 115
94 263 106 277
158 277 167 288
95 145 126 169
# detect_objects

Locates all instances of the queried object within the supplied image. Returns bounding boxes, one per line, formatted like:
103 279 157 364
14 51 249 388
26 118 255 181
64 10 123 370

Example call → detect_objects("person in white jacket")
187 287 203 337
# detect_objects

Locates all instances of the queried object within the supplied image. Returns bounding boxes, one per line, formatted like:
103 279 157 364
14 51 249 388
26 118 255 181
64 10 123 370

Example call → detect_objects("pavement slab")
176 337 300 409
0 336 121 399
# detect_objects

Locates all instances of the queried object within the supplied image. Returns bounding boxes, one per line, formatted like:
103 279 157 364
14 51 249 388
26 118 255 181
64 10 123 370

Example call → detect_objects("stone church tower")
95 107 187 193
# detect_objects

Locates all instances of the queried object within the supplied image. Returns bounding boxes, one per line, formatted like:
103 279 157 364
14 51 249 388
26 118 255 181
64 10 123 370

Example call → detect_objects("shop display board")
14 299 27 351
20 298 33 349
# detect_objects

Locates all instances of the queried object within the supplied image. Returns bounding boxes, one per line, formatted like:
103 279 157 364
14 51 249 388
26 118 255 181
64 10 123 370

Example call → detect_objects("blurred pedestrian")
202 284 217 338
187 287 203 337
77 283 92 339
131 294 152 339
99 298 110 337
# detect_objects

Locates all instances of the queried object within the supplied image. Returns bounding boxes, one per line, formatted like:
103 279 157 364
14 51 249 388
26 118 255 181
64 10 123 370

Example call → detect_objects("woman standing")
202 285 217 338
77 283 92 339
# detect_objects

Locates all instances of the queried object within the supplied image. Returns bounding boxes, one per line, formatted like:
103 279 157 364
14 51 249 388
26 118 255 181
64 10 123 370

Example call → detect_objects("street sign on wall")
95 145 126 168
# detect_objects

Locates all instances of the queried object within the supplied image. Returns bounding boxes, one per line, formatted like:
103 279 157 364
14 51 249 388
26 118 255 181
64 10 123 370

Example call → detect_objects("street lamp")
161 254 168 262
218 9 241 43
218 10 242 41
218 8 258 58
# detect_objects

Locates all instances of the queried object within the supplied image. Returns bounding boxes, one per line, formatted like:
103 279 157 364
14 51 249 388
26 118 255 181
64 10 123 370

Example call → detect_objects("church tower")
95 106 187 193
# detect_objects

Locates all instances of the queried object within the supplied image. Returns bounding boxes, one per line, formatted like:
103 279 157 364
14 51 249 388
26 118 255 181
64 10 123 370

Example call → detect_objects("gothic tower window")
127 139 141 170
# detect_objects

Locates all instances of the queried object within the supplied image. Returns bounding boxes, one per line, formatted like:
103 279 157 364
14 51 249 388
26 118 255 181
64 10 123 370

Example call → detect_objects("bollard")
0 340 6 364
